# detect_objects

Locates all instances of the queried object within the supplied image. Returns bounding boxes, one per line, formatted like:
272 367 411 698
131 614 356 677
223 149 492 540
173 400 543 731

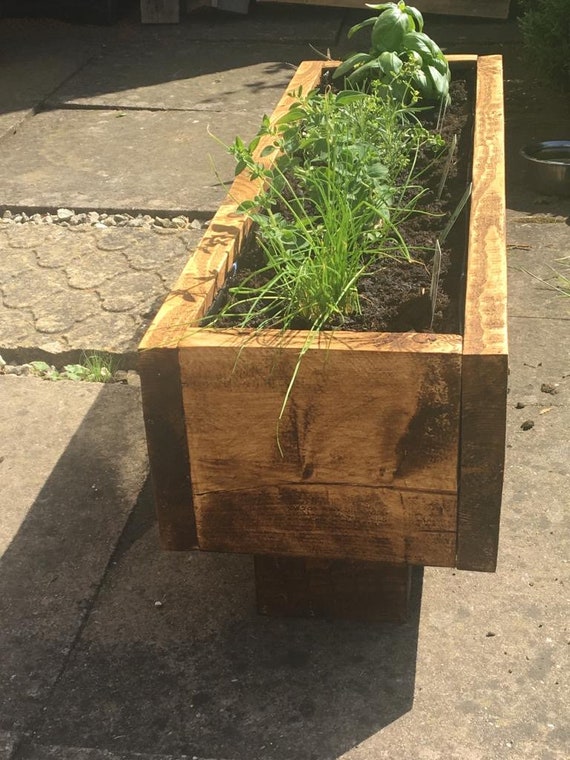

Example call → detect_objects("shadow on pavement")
26 480 423 759
0 373 421 759
0 0 137 25
0 382 148 737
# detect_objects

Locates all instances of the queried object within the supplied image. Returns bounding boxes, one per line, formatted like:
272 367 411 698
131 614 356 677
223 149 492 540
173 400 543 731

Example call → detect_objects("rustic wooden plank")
458 55 507 572
138 60 328 353
140 0 180 23
259 0 510 20
463 56 507 359
458 355 507 571
255 556 412 622
138 347 197 550
180 330 462 496
195 485 456 565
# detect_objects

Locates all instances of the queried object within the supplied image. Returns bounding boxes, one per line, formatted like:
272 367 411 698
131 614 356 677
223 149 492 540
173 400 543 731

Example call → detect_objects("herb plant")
333 2 451 105
30 353 118 383
206 6 453 439
221 83 444 334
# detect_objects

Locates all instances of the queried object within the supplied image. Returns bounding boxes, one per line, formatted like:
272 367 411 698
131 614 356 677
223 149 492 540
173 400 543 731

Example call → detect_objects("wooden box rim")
139 54 506 363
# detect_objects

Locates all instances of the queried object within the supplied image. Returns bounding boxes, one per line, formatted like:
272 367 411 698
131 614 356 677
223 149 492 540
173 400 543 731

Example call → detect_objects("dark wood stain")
138 347 197 551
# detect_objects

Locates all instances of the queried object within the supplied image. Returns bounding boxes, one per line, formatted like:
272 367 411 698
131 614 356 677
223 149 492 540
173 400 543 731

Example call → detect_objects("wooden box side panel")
180 331 462 494
458 354 507 571
458 55 507 571
180 330 461 565
463 55 507 359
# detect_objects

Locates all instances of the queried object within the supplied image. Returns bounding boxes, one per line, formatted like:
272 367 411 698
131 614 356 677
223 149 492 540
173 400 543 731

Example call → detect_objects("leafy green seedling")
30 353 118 383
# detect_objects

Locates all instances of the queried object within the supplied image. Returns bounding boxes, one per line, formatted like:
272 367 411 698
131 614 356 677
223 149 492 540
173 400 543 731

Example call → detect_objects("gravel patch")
1 208 208 231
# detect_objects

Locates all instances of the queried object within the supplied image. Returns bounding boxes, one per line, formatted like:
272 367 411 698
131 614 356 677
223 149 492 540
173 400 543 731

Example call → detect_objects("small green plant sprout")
334 2 450 105
30 353 118 383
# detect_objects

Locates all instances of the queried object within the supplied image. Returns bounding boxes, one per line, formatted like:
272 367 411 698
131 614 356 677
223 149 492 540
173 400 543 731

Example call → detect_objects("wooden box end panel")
139 346 197 550
180 330 461 565
457 353 508 572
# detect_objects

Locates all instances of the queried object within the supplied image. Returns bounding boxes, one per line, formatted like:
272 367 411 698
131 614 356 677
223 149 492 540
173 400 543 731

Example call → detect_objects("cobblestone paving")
0 221 204 361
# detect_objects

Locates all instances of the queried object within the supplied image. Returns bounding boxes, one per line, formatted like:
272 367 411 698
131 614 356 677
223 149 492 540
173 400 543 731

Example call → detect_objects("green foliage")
31 353 118 383
213 59 451 442
333 2 450 105
220 83 444 336
519 0 570 90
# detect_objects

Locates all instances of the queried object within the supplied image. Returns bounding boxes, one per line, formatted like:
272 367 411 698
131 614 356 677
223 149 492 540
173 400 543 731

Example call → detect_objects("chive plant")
219 82 444 334
206 10 451 442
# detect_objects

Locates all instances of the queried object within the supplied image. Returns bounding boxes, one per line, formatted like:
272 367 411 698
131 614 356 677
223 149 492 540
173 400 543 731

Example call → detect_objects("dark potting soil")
210 74 474 336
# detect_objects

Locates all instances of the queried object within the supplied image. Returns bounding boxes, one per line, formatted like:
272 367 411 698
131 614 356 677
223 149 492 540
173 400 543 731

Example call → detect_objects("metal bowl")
521 140 570 196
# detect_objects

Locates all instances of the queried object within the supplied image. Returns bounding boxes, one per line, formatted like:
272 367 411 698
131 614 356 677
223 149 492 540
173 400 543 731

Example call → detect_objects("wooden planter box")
139 56 507 616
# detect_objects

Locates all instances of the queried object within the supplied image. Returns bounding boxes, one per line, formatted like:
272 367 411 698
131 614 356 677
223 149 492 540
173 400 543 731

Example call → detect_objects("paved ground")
0 3 569 760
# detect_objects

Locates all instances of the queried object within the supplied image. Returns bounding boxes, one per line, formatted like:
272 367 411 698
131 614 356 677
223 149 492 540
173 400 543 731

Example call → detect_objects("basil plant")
334 2 451 105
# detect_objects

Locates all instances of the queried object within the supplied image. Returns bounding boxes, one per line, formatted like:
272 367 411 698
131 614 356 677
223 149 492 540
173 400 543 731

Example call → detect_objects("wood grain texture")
197 486 456 565
457 56 507 572
138 348 197 550
180 330 462 496
259 0 510 20
463 55 507 359
255 556 412 622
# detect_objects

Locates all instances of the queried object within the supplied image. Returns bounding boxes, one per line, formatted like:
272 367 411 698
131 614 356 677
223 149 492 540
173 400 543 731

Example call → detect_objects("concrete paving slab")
0 107 266 214
0 18 104 139
0 376 148 733
166 4 344 44
507 317 570 409
17 745 206 760
0 223 204 367
46 41 307 112
507 215 570 319
25 357 570 760
29 482 422 760
24 400 570 760
0 731 18 760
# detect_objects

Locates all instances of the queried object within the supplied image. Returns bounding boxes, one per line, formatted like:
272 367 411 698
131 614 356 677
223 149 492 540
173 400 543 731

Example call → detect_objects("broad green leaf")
333 52 373 79
30 361 51 373
347 16 377 38
405 5 424 32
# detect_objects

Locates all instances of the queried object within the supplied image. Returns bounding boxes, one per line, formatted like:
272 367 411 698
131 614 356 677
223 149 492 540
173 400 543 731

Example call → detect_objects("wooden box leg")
254 556 412 623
